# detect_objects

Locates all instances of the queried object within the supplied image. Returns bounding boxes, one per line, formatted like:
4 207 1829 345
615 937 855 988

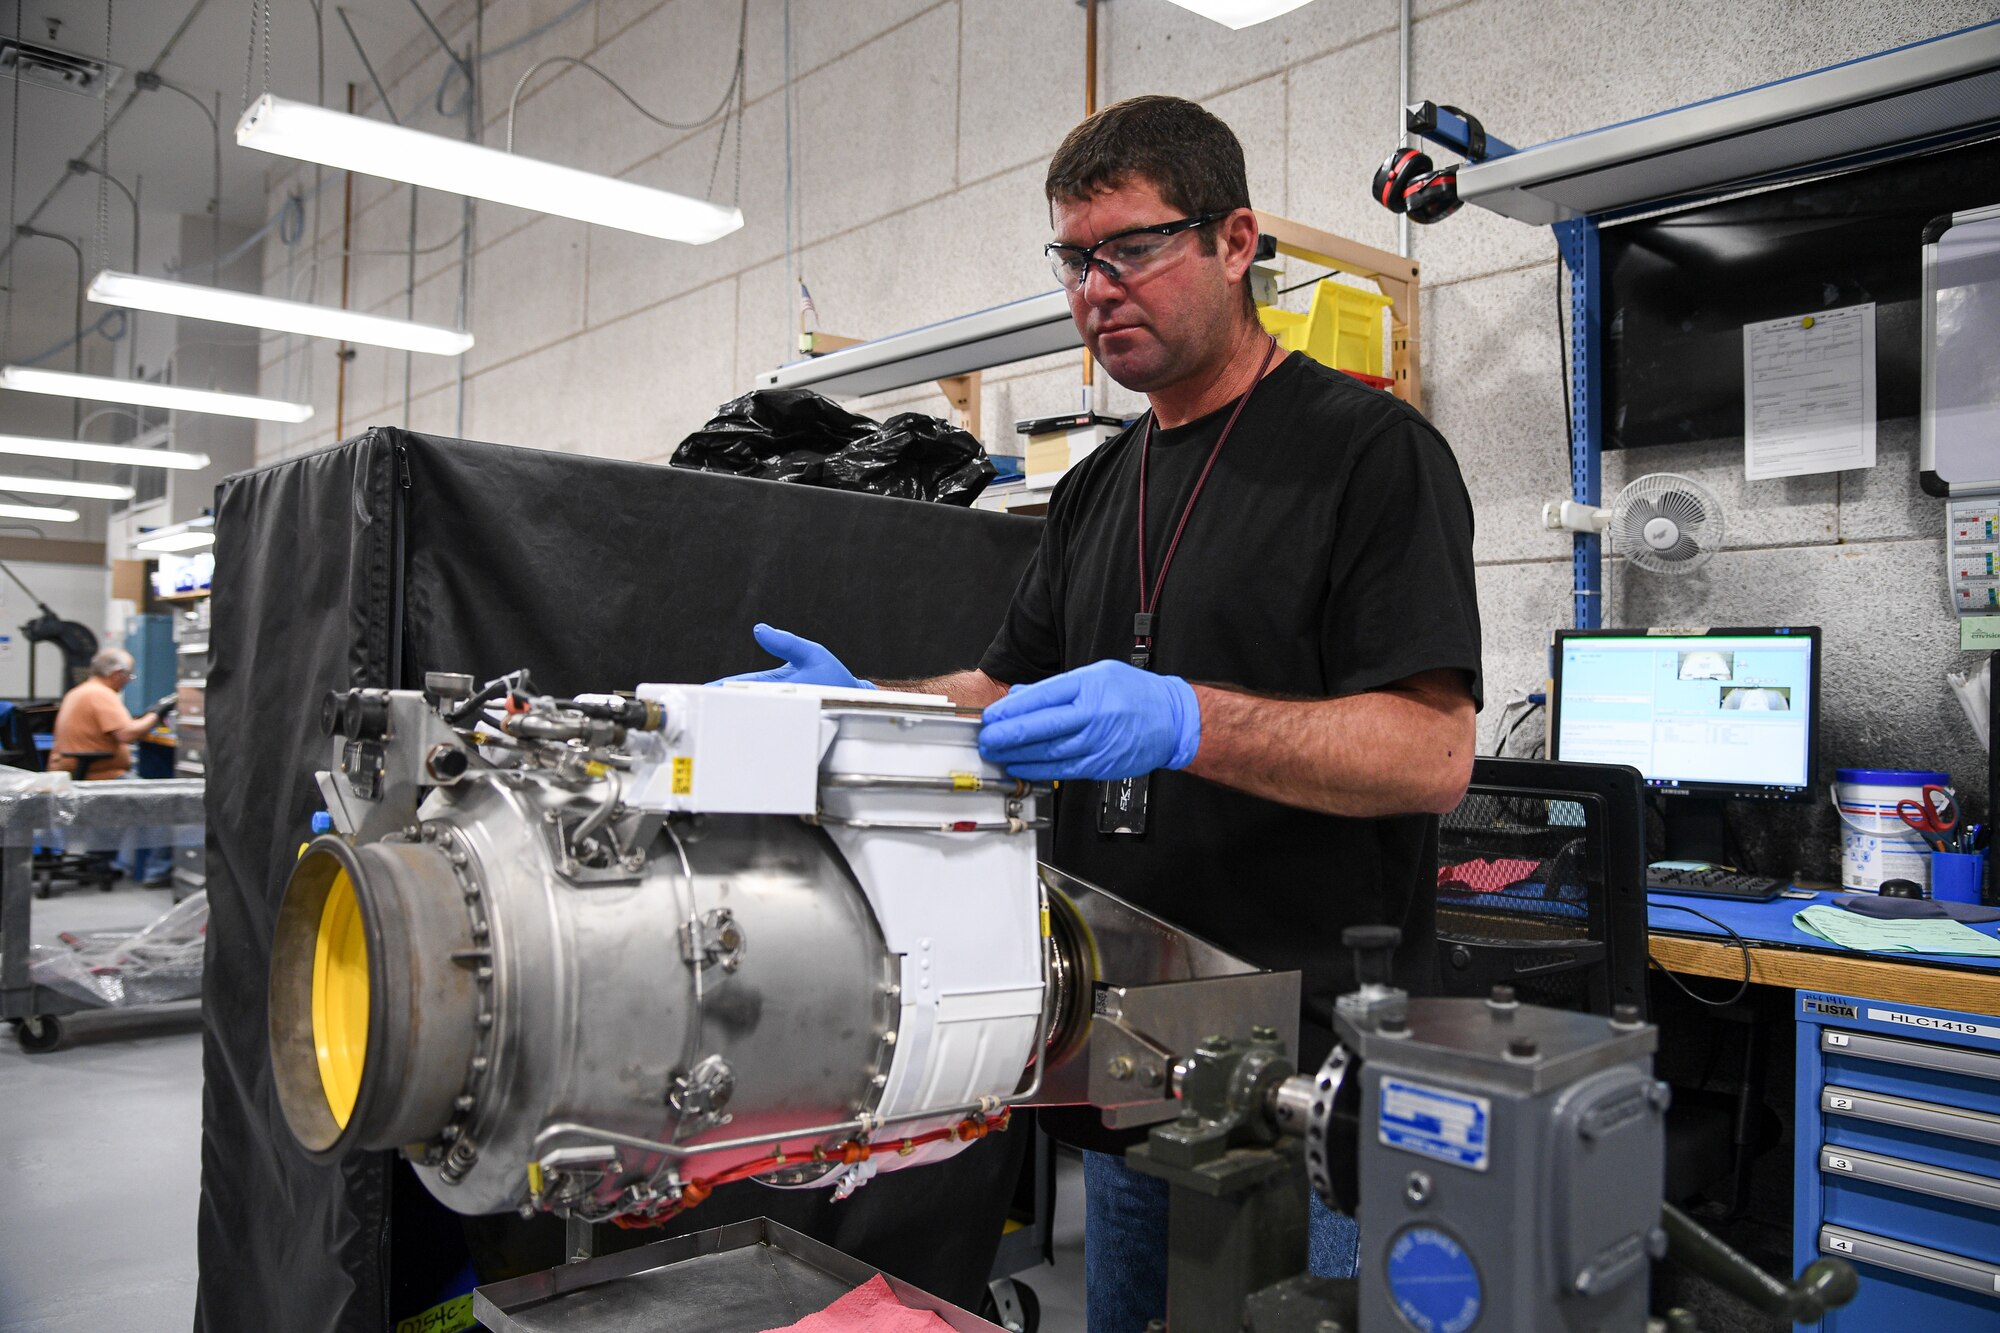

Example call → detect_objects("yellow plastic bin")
1259 279 1395 381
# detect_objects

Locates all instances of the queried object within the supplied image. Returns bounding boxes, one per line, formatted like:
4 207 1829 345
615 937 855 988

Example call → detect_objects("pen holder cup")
1930 851 1985 904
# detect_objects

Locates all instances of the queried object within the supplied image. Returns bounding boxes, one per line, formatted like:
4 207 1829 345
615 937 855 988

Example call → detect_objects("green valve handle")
1661 1202 1859 1323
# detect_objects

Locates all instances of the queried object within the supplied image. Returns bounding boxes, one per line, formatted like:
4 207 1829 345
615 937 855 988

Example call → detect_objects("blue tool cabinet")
1795 990 2000 1329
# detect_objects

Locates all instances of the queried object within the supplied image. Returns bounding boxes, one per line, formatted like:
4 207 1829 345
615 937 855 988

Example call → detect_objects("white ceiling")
0 0 436 344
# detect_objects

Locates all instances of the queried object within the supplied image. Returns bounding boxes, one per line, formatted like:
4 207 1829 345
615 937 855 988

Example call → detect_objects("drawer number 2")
1829 1236 1855 1254
1828 1095 1854 1110
1827 1155 1853 1172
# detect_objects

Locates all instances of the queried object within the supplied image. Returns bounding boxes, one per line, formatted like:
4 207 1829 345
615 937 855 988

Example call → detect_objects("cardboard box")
112 559 150 605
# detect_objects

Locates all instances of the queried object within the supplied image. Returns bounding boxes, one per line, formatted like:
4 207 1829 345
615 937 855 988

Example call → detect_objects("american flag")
798 281 818 330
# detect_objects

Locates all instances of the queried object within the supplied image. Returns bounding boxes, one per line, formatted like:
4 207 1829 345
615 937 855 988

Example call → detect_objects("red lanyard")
1133 337 1278 661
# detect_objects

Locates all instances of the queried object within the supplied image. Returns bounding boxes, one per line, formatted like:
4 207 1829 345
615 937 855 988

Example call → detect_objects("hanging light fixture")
0 473 136 501
133 516 215 552
87 270 475 357
1160 0 1315 27
0 365 314 423
234 94 745 244
0 503 81 523
0 433 210 470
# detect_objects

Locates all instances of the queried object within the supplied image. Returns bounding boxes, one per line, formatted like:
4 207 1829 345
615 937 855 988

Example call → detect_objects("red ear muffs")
1404 165 1462 224
1371 147 1434 214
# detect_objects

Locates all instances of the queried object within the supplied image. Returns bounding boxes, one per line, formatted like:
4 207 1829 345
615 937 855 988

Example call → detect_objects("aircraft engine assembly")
272 673 1066 1226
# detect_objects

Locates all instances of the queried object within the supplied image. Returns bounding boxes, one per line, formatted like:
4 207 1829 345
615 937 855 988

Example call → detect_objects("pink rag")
1437 856 1543 894
759 1274 960 1333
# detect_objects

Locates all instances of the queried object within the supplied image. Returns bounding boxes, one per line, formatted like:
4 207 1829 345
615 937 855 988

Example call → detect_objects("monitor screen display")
1551 628 1819 798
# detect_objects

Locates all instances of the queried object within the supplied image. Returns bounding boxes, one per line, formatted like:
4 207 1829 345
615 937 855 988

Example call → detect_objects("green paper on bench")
1794 905 2000 956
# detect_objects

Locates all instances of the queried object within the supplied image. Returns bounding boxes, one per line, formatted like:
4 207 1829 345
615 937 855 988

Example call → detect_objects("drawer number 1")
1827 1033 1850 1047
1829 1095 1854 1110
1827 1155 1853 1172
1829 1237 1855 1254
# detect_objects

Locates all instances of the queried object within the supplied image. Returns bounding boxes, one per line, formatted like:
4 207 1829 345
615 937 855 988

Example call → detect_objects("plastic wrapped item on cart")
0 770 206 854
27 890 207 1008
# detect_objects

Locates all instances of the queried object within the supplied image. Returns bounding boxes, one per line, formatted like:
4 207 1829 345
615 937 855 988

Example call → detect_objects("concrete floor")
0 881 203 1333
1021 1148 1088 1333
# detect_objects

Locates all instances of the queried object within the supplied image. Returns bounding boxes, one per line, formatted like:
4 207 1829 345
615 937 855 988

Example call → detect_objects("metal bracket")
1087 973 1301 1130
668 1054 736 1139
680 908 745 973
339 739 385 799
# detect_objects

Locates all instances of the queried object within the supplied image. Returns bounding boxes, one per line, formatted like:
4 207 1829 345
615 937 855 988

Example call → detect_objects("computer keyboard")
1646 862 1788 901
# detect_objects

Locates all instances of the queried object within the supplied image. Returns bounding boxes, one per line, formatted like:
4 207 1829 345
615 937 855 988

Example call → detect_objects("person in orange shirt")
49 648 173 780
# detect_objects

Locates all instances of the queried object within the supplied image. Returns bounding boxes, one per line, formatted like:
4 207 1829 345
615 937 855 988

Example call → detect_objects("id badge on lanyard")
1097 338 1276 840
1098 622 1153 836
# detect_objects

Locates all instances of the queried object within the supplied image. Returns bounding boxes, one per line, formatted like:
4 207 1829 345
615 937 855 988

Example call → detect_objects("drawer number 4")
1827 1155 1853 1172
1829 1095 1854 1110
1830 1237 1855 1253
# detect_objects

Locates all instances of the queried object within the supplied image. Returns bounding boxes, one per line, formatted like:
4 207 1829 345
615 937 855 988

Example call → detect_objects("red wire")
607 1109 1013 1229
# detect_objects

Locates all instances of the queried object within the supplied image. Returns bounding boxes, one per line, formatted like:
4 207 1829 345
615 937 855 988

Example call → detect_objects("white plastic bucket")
1834 768 1950 893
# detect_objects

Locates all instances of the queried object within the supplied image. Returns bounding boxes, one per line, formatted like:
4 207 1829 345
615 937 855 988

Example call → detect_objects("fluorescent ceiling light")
134 530 216 552
1160 0 1314 27
0 433 210 470
236 93 745 245
0 502 79 523
88 270 474 357
135 516 214 552
0 473 135 500
0 365 314 424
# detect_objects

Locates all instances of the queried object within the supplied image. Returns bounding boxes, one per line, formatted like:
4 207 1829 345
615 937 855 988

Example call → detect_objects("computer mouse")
1878 879 1925 899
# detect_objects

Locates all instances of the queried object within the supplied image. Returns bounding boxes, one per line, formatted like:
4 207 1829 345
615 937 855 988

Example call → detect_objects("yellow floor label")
395 1293 474 1333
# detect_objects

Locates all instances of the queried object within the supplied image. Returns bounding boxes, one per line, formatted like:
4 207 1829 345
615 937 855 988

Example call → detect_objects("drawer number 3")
1827 1155 1853 1172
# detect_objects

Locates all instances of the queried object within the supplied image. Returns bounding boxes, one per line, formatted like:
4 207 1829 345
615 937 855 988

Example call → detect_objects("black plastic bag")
672 389 996 506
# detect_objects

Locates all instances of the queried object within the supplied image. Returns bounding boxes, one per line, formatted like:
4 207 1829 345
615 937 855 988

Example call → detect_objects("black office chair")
1434 757 1648 1014
31 751 122 898
1435 757 1776 1214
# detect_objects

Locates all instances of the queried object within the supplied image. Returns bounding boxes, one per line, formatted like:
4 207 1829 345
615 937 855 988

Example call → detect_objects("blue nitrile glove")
978 659 1201 781
712 624 874 689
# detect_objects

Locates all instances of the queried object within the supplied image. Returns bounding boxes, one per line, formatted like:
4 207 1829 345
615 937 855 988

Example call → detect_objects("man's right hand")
712 624 873 690
150 693 178 720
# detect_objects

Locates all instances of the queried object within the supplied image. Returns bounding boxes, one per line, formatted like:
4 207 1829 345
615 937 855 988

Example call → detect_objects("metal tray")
472 1216 1006 1332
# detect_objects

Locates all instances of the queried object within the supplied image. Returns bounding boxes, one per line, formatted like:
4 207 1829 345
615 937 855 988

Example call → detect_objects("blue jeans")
1083 1149 1356 1333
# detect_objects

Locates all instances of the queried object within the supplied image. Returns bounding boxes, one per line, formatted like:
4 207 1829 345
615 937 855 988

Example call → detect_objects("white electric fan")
1545 472 1726 575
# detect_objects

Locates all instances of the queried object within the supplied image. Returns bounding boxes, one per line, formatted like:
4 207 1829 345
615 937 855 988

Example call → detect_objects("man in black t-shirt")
725 95 1482 1333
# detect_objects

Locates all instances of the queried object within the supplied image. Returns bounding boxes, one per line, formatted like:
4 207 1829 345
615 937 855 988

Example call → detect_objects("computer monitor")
1550 626 1821 865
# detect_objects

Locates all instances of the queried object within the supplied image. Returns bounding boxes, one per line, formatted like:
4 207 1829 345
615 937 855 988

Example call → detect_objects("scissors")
1898 784 1958 853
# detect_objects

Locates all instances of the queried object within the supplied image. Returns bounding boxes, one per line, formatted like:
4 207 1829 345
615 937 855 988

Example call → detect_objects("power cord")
505 0 750 155
1488 698 1544 758
1648 902 1752 1007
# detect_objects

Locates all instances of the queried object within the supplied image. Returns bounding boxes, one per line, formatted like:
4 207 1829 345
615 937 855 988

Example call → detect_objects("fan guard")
1610 472 1723 575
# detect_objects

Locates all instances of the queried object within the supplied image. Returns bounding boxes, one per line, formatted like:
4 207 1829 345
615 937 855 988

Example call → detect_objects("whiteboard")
1921 202 2000 496
0 562 110 699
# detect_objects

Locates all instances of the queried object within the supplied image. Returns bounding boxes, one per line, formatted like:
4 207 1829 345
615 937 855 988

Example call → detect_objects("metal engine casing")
271 681 1047 1223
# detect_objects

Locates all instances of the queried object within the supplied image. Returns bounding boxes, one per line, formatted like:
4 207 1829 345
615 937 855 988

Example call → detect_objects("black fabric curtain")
197 429 1044 1331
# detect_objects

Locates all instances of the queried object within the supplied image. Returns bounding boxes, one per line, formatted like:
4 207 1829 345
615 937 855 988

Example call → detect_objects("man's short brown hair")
1045 95 1252 256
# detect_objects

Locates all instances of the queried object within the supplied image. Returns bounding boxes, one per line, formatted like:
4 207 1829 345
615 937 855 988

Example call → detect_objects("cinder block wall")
255 0 2000 875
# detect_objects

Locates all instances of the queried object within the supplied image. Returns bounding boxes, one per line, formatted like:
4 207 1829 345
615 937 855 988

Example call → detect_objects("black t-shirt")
981 352 1483 1105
